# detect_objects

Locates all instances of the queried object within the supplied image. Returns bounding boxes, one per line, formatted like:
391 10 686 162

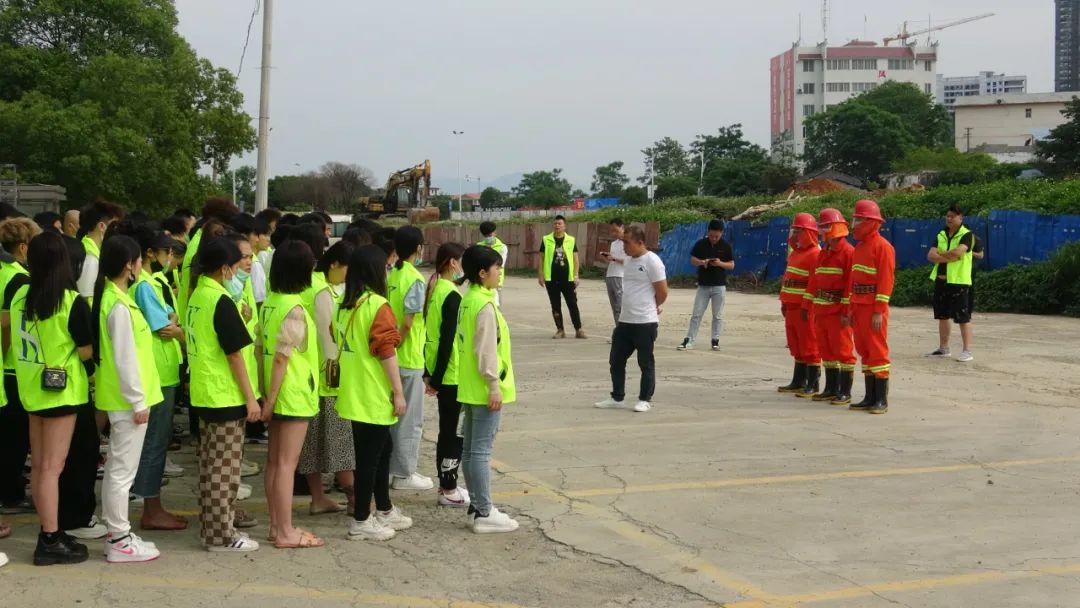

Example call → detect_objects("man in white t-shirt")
599 218 626 329
595 224 668 413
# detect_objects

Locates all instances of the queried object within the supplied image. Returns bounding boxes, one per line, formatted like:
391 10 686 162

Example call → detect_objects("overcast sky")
175 0 1052 191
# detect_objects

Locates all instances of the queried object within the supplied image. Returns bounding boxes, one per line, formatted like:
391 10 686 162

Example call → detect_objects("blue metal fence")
658 211 1080 279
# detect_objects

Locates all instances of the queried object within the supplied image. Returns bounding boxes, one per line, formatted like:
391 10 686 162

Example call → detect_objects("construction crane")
883 13 993 46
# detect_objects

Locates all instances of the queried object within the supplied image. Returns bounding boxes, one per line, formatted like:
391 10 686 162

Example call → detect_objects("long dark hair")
25 232 76 322
392 226 424 270
91 235 141 363
342 245 388 308
316 241 354 274
269 241 314 294
425 242 465 316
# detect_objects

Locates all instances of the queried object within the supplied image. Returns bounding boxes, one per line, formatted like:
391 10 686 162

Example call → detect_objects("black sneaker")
711 339 720 351
34 532 89 566
676 338 693 351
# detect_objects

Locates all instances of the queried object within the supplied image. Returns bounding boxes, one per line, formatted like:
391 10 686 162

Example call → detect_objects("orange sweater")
848 231 895 313
779 245 821 308
805 239 854 316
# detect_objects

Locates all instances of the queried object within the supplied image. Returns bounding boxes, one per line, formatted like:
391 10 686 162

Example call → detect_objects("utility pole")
965 127 973 152
698 152 706 196
452 130 464 213
648 150 656 204
253 0 273 213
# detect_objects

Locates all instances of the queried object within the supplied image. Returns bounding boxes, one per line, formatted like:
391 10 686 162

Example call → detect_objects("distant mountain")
432 172 523 194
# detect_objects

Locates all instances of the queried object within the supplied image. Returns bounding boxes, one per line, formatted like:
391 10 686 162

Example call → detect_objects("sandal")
274 529 324 549
309 502 346 516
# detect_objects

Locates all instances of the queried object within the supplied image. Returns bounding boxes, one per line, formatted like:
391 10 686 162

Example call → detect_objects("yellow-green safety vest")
260 292 319 418
177 228 202 325
0 261 29 372
478 237 506 288
334 292 396 425
185 275 246 408
542 232 576 282
11 287 90 411
96 281 163 411
387 263 426 370
456 284 516 406
929 225 974 286
131 270 183 387
424 277 459 385
300 271 340 397
239 276 261 398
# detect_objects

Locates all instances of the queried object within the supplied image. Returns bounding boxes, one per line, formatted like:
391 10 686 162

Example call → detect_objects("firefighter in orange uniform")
777 213 822 397
845 200 895 414
804 208 856 405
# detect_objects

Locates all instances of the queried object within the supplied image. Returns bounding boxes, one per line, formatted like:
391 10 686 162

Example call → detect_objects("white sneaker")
438 487 470 507
105 533 160 563
0 552 8 568
594 398 625 409
957 351 974 363
375 506 413 531
102 532 157 556
236 483 252 501
391 473 434 491
348 515 396 541
163 458 184 478
240 460 260 478
207 536 260 553
633 401 652 413
66 515 107 539
472 507 519 534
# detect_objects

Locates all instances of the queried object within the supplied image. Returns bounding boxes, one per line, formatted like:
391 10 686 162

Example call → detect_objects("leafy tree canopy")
590 161 629 198
804 102 914 181
511 168 572 208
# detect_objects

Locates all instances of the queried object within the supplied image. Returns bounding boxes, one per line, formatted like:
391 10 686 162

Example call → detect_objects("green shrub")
890 268 934 307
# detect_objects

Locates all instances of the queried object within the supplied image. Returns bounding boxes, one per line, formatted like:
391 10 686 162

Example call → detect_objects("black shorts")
27 403 84 418
933 280 971 324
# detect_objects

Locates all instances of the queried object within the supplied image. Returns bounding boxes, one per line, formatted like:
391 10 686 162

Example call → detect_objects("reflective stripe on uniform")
852 264 877 275
785 266 810 277
815 267 844 275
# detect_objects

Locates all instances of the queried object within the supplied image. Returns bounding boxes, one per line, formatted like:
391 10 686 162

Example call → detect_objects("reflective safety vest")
424 278 459 385
387 263 426 370
239 276 261 399
301 272 341 397
334 292 396 425
177 228 202 325
542 233 575 282
929 225 974 286
11 287 90 411
260 292 319 418
185 276 246 408
96 281 163 412
456 285 516 406
0 261 29 372
779 246 820 305
478 237 506 288
131 270 182 387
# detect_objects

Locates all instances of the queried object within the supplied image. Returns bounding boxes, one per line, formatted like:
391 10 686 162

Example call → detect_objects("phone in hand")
600 252 611 258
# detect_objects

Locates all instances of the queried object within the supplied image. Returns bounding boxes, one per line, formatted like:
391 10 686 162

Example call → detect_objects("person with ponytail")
183 237 261 553
456 245 519 534
11 232 97 564
336 245 410 541
385 226 431 491
92 236 163 562
423 242 469 507
259 240 324 549
298 240 357 516
129 230 187 531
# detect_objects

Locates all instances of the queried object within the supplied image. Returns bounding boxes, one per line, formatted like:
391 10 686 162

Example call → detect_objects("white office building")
770 40 939 160
937 72 1027 113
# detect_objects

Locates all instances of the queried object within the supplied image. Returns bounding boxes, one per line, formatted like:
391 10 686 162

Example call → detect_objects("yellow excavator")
358 160 431 217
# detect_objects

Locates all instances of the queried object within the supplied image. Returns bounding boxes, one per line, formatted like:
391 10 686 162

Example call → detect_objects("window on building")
924 60 933 71
826 58 850 70
851 58 878 70
803 104 816 117
826 82 851 93
803 82 815 94
924 83 932 95
1026 108 1033 118
888 59 914 70
803 60 815 72
852 82 878 93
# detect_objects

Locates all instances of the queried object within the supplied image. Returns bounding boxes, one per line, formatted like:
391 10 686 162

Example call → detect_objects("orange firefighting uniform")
848 226 895 378
779 244 821 365
805 238 856 372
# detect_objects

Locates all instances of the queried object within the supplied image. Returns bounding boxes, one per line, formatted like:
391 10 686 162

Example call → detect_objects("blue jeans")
461 404 501 516
686 286 726 343
132 386 176 498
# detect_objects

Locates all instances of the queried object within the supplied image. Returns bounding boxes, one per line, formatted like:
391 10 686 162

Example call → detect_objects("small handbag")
325 302 362 389
35 323 75 392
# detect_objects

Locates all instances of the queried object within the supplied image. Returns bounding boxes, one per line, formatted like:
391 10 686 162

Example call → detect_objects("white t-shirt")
77 253 98 298
606 239 626 278
619 251 666 324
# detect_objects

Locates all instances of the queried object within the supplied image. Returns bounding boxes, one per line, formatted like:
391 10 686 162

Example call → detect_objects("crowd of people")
0 198 519 568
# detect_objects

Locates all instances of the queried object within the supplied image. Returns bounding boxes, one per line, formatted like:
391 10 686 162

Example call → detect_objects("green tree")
690 124 768 166
479 186 507 208
655 175 697 199
1037 96 1080 176
511 168 572 208
804 103 914 181
639 137 690 184
0 0 255 214
856 81 952 149
590 161 629 198
621 185 648 206
702 156 769 197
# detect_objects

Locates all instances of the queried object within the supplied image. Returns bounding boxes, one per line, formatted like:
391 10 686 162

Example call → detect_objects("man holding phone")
678 219 734 351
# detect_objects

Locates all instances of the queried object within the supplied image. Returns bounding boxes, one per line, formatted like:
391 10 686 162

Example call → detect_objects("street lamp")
452 130 465 213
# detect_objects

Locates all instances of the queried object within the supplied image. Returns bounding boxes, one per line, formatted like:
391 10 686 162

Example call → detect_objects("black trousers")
545 280 582 331
435 385 463 491
610 322 658 402
0 374 29 505
58 403 100 530
351 421 392 522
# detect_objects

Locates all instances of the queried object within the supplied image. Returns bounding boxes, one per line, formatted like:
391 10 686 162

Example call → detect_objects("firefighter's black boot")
796 365 821 399
831 370 854 406
868 377 889 415
811 367 838 402
778 362 806 393
849 373 875 410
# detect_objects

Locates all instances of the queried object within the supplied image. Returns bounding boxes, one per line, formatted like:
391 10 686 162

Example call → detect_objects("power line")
237 0 261 77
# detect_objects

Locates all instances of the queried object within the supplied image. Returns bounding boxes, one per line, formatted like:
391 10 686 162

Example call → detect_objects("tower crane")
883 13 994 46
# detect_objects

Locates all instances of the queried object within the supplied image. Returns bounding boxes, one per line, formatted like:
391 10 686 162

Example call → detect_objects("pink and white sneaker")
438 487 470 507
105 533 160 563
